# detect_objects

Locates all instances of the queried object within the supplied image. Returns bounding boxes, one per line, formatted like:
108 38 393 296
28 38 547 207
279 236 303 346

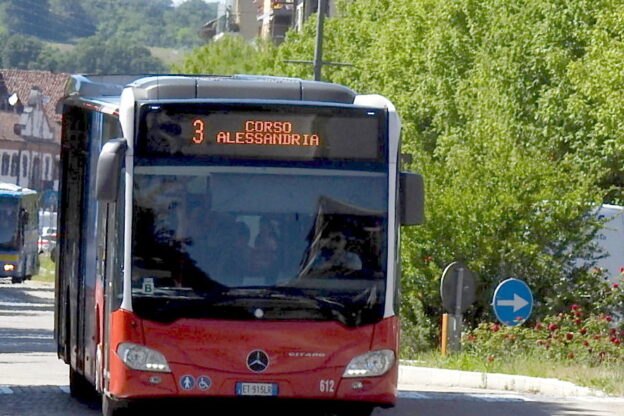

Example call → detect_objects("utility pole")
312 0 326 81
284 0 351 81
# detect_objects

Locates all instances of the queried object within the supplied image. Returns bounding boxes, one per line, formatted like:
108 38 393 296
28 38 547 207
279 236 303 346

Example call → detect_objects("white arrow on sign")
497 293 528 312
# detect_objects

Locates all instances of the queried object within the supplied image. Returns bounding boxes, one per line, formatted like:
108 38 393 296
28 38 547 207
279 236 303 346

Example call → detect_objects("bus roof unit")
0 182 37 197
65 74 357 104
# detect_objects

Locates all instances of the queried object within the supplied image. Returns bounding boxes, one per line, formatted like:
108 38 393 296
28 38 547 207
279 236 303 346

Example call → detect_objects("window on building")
32 157 41 188
1 153 9 176
53 159 60 181
22 155 28 177
10 154 18 176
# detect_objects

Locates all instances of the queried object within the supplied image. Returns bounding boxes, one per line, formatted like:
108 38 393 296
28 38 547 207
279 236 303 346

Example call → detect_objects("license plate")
235 382 278 396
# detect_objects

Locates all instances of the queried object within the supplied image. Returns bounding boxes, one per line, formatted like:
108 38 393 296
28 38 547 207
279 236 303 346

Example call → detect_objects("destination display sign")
136 103 386 162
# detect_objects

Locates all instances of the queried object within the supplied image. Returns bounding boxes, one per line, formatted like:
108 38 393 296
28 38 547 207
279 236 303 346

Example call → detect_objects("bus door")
97 171 125 393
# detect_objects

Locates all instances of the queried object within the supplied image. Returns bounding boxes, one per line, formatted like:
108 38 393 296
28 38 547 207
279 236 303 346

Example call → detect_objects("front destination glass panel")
0 198 18 250
136 102 386 162
130 104 389 328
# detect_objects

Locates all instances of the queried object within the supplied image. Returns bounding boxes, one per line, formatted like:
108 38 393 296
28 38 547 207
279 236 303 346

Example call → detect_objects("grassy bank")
406 349 624 396
33 253 56 284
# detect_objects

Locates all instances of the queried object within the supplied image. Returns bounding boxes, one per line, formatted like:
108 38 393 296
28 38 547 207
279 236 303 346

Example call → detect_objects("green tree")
49 0 96 40
174 34 276 76
63 37 167 74
0 0 55 40
1 35 44 69
271 0 610 329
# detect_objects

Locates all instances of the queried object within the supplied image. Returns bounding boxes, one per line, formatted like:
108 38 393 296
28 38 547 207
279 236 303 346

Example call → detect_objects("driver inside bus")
309 231 362 272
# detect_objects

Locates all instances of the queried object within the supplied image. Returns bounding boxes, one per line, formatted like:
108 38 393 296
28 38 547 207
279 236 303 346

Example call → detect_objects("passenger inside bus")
248 217 280 284
219 221 253 286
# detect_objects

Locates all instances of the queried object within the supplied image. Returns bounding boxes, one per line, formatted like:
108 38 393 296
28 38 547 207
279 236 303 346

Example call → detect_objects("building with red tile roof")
0 69 70 207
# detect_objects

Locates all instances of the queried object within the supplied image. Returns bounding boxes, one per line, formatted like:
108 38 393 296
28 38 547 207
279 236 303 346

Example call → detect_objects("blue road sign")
492 278 533 326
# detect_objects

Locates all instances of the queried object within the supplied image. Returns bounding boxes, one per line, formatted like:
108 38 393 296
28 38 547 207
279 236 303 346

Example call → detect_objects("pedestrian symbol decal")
197 376 212 390
180 375 195 390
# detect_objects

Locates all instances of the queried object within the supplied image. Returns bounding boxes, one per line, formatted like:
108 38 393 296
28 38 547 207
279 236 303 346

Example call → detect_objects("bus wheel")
102 394 129 416
69 368 97 401
11 277 23 284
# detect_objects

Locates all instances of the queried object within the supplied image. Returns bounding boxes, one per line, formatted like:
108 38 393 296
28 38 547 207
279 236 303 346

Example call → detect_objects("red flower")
491 324 501 332
609 329 617 335
574 319 582 326
574 311 583 318
534 323 544 330
548 323 559 332
603 315 613 322
565 332 574 341
613 283 619 289
611 338 621 346
570 304 580 311
619 266 624 274
567 353 575 359
582 340 590 347
487 355 495 362
423 256 434 263
580 328 588 335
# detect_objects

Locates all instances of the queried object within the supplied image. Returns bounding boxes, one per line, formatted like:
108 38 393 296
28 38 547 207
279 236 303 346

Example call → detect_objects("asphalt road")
1 279 623 416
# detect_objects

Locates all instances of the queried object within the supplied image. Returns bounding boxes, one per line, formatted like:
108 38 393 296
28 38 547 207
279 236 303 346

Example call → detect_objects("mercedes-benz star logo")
246 350 269 373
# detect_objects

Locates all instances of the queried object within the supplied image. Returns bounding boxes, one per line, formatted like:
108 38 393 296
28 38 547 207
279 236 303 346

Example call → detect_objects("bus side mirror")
400 172 425 225
96 138 127 202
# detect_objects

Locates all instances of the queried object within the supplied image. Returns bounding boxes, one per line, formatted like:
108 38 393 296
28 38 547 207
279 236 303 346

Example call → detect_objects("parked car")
38 227 57 254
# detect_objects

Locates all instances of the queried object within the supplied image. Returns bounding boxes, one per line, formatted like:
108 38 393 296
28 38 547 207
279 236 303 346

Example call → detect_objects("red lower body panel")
107 310 398 406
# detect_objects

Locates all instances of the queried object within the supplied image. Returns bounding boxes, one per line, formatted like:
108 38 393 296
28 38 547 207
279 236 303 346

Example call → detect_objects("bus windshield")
0 198 18 249
131 165 388 327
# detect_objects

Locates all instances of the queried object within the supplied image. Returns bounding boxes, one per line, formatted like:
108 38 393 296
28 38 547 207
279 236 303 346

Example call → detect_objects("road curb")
398 365 607 397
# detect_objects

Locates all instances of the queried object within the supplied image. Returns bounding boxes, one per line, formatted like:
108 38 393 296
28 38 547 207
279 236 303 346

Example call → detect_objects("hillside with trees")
178 0 624 346
0 0 217 73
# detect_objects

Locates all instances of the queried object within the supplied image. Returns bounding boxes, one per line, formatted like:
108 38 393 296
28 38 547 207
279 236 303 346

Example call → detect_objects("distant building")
0 69 69 209
200 0 259 41
202 0 336 44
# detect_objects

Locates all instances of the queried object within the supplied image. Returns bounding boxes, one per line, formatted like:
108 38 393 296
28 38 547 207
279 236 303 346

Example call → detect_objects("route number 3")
320 379 335 393
192 118 205 144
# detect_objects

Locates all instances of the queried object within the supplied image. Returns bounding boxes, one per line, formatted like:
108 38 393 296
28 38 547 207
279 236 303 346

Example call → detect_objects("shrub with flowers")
463 304 624 365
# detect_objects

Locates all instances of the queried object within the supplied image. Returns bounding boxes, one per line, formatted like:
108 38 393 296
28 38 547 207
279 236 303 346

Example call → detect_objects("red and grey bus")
55 74 424 416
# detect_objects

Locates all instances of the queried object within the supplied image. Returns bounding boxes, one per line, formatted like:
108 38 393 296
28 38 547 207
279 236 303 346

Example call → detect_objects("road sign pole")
448 267 464 352
441 313 449 356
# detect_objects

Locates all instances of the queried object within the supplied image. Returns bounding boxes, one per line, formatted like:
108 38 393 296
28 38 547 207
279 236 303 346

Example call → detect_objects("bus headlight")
4 264 15 272
117 342 171 372
343 350 395 378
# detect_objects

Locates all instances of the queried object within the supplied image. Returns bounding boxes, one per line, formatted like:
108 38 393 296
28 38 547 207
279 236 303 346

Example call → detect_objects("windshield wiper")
225 287 362 326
